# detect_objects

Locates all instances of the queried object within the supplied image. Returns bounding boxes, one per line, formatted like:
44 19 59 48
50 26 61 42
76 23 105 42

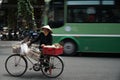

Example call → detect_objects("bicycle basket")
12 44 21 53
12 43 29 55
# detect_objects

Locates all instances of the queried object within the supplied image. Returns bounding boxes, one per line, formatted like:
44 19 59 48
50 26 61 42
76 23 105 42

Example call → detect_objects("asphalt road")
1 54 120 80
0 41 120 80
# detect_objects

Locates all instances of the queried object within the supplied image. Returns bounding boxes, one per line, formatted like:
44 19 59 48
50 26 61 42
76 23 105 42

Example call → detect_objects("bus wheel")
62 40 77 56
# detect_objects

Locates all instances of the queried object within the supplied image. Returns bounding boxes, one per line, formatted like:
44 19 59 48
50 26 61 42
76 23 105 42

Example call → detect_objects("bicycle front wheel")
5 54 28 77
41 56 64 78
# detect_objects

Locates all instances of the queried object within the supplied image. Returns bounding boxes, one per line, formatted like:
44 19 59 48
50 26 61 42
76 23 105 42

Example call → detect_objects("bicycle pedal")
29 68 32 70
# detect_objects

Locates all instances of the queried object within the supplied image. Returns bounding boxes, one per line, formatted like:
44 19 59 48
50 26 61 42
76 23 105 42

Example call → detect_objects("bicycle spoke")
41 56 64 78
14 57 22 66
5 54 28 77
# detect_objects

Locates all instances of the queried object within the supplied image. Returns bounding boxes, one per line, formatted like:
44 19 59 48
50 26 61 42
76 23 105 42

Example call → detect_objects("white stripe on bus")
52 34 120 37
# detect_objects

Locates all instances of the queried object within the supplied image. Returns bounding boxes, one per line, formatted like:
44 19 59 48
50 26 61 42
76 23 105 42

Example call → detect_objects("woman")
30 25 52 48
30 25 52 72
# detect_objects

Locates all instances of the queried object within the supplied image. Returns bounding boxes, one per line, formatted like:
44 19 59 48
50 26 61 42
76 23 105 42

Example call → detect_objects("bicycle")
5 43 64 78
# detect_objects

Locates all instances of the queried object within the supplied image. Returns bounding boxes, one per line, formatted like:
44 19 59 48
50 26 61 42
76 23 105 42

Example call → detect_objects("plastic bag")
20 43 29 55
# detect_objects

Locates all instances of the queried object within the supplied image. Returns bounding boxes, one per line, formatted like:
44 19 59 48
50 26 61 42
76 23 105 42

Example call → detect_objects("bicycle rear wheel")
41 56 64 78
5 54 28 77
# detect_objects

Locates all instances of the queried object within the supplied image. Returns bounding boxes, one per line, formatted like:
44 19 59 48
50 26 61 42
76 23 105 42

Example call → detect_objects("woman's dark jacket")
31 32 52 48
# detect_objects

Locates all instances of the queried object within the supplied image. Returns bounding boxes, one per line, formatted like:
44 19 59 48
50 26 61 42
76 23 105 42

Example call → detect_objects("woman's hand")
41 44 45 47
27 41 31 44
27 41 31 47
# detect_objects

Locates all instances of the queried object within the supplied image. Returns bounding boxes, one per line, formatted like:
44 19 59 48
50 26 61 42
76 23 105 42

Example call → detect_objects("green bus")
47 0 120 56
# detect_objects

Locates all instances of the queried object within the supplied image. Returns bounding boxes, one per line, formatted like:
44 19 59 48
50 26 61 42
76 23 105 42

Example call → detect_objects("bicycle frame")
5 49 64 78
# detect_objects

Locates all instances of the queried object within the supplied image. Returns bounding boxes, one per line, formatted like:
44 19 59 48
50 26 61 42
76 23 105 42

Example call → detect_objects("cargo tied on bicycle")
5 25 64 78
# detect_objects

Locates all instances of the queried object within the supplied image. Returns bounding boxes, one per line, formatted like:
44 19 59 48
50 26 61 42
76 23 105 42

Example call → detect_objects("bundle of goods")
27 46 41 61
27 50 40 61
31 44 39 48
42 43 63 56
12 43 40 61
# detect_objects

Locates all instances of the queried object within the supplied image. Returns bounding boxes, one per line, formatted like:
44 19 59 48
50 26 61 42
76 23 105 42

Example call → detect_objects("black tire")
41 56 64 78
62 40 77 56
5 54 28 77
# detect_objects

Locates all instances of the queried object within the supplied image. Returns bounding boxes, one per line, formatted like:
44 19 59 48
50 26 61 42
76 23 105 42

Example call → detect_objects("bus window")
67 6 97 23
101 9 120 23
48 0 64 28
67 6 120 23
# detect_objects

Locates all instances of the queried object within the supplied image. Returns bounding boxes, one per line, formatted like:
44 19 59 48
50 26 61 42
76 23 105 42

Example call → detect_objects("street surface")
0 41 120 80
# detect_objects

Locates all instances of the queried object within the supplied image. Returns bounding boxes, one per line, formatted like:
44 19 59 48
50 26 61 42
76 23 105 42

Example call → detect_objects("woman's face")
42 28 50 35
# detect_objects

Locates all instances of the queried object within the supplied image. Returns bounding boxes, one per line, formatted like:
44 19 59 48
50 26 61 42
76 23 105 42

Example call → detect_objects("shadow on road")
78 52 120 58
63 52 120 58
3 72 63 80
